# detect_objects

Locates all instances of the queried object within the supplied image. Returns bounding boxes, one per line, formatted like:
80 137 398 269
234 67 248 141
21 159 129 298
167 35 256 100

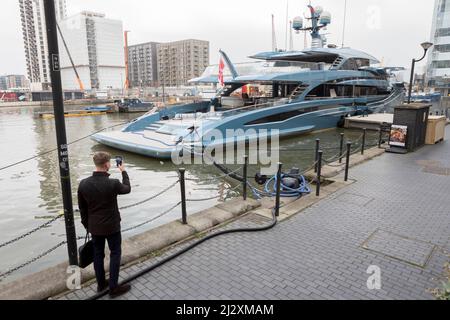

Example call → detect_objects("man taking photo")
78 151 131 298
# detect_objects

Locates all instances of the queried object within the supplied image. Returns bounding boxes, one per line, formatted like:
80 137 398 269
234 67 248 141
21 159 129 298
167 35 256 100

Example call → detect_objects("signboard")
51 54 60 72
389 125 408 148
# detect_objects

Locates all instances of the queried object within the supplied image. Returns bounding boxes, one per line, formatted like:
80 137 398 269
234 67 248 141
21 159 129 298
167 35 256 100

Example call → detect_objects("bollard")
378 128 383 149
314 139 320 173
361 128 367 155
179 168 187 224
316 151 323 197
339 133 345 164
243 155 248 201
345 142 351 182
275 163 282 217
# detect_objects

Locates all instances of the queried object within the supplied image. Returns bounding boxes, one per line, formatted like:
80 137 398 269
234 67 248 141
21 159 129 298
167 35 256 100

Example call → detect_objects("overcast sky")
0 0 434 75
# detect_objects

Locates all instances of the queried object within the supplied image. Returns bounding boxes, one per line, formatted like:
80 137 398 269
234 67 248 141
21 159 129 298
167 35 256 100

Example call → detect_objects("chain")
119 180 179 211
0 214 64 250
122 201 182 233
0 241 67 281
0 122 129 172
185 167 244 183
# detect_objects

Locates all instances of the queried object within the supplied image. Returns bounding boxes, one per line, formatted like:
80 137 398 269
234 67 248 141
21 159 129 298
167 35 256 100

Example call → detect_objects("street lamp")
408 42 433 104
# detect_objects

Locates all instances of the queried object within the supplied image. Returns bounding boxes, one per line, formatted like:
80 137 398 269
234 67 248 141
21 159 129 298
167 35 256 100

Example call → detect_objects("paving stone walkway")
61 130 450 300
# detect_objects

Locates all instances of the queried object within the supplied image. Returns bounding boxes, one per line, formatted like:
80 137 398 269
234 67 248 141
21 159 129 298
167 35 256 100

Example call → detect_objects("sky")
0 0 435 76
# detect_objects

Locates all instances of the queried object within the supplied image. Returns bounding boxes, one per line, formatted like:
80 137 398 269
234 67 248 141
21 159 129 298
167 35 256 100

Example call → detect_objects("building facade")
157 39 209 87
128 42 159 88
0 77 7 90
58 11 126 91
427 0 450 93
19 0 67 91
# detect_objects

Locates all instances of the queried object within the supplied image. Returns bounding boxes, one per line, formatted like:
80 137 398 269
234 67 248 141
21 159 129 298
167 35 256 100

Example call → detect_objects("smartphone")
115 156 123 167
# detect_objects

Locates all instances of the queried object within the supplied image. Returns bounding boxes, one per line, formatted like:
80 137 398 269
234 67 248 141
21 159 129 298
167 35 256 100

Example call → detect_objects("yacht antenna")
289 21 294 51
292 3 331 48
285 0 289 51
341 0 348 47
272 14 278 51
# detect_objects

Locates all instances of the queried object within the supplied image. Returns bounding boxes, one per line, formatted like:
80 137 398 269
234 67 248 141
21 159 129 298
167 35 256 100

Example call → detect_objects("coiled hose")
264 174 311 198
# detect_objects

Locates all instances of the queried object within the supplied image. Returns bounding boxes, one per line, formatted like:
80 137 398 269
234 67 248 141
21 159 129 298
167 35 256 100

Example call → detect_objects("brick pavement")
60 129 450 300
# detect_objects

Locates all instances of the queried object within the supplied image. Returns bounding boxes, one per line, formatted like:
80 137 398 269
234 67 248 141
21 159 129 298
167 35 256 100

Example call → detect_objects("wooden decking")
344 113 394 130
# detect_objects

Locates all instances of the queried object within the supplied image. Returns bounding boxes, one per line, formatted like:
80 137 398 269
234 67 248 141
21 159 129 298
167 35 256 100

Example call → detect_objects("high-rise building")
58 11 126 91
157 39 209 87
19 0 67 91
427 0 450 93
128 42 159 88
6 75 28 89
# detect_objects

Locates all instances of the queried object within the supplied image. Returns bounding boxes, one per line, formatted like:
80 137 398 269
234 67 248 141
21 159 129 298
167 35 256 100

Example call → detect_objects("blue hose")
250 174 311 199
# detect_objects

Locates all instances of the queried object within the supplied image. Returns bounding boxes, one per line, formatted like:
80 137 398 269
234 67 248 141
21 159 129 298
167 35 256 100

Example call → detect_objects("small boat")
84 105 111 112
116 98 155 113
38 109 108 120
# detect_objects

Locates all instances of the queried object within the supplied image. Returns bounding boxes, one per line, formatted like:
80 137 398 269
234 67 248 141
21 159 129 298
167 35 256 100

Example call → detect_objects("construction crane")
56 22 85 92
124 30 131 90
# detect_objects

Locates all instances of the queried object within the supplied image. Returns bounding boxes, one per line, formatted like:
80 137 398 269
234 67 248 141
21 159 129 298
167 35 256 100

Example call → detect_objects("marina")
0 0 449 305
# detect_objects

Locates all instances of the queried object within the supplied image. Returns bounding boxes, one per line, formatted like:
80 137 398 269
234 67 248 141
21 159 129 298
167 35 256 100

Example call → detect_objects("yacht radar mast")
292 4 331 48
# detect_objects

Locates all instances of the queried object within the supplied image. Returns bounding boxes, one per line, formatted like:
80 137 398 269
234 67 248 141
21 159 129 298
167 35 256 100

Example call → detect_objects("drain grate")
422 166 450 176
362 230 436 268
416 160 450 176
336 192 374 207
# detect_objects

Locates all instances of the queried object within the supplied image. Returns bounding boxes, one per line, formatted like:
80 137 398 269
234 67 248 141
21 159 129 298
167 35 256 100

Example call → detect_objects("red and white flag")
218 57 225 87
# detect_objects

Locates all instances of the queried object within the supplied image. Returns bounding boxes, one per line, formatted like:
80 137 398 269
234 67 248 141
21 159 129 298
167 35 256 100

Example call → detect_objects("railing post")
275 162 282 217
345 142 352 182
243 155 248 201
316 151 323 197
179 168 187 224
314 139 320 173
378 128 383 148
339 133 345 164
361 128 367 155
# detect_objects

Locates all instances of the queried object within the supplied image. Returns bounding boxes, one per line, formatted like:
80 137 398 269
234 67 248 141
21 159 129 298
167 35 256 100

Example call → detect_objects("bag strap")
84 232 91 243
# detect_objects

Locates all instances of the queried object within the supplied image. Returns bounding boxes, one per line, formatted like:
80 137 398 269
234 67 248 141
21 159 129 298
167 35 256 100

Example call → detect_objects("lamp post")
408 42 433 104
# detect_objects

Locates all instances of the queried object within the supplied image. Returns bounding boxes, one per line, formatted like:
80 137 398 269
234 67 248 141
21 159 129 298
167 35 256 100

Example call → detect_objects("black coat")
78 171 131 236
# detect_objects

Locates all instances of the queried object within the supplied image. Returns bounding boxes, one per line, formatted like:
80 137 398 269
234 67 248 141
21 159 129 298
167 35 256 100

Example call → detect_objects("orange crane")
124 30 131 90
56 22 85 92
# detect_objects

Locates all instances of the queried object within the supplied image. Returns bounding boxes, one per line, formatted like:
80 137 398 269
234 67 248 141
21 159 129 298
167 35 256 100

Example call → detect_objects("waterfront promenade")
60 130 450 300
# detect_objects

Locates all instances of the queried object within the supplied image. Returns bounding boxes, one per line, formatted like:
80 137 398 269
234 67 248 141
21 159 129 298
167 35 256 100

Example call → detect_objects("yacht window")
340 58 370 71
245 107 319 125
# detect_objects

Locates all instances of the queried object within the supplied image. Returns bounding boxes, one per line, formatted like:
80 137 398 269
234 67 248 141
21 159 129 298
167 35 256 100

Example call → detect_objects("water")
0 105 377 282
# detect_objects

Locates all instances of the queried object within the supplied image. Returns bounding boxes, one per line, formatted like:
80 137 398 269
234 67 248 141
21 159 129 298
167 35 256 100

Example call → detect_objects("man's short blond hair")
93 151 111 167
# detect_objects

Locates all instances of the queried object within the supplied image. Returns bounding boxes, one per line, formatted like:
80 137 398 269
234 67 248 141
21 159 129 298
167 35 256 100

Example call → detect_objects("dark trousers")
92 232 122 290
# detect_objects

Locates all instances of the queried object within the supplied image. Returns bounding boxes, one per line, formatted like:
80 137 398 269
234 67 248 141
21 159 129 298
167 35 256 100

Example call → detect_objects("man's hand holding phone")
115 156 125 172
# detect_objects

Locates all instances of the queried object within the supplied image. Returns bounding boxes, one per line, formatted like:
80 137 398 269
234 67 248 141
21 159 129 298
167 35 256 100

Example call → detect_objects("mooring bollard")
179 168 187 224
345 142 351 182
339 133 345 164
316 151 323 197
314 139 320 173
275 163 282 217
243 155 248 201
361 128 367 155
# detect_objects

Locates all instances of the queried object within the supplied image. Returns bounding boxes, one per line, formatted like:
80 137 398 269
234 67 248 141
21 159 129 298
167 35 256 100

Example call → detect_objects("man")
78 151 132 298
